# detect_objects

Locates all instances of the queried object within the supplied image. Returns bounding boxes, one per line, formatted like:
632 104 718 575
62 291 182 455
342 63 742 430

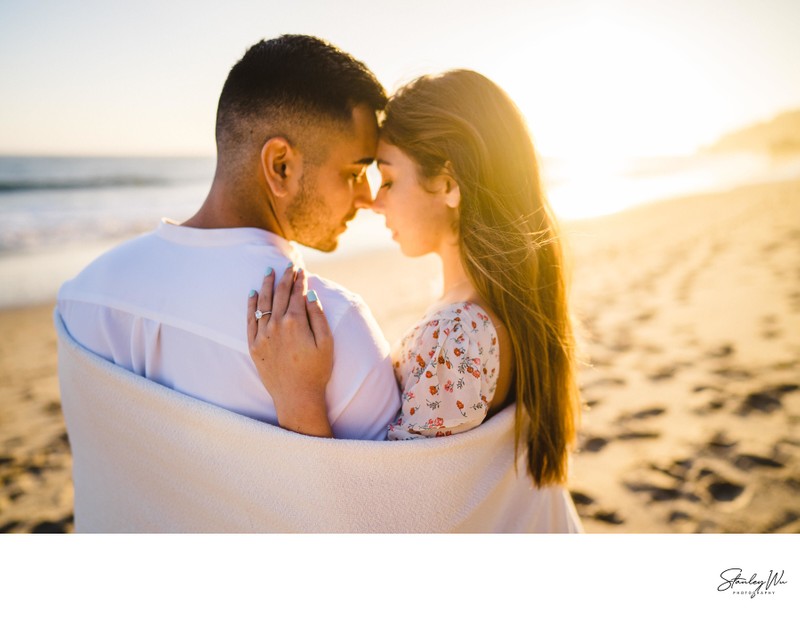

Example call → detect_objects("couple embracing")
57 35 582 532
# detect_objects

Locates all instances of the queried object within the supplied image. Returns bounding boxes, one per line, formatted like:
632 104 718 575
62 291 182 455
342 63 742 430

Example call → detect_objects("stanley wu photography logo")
717 568 788 598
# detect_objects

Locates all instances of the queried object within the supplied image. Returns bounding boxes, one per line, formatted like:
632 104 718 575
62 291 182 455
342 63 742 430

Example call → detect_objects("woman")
247 70 580 488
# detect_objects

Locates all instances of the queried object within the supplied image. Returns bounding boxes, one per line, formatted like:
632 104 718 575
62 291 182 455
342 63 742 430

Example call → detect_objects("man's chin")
303 235 339 253
293 226 345 253
316 241 338 253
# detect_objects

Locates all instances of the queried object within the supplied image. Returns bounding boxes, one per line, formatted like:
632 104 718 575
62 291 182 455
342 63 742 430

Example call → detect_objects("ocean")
2 152 799 308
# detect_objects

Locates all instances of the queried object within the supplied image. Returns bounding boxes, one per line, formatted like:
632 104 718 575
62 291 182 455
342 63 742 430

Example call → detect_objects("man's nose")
353 177 373 210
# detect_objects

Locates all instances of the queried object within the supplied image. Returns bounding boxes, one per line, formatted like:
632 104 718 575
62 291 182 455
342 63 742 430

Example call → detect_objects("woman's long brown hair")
381 70 580 486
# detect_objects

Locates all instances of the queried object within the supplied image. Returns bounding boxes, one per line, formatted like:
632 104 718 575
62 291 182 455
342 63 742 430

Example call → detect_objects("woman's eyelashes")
379 180 393 190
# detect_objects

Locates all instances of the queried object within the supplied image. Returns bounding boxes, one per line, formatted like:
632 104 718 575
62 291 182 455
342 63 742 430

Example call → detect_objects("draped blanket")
55 311 582 533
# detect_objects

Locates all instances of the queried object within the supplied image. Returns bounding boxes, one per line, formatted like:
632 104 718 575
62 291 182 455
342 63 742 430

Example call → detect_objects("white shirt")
57 219 400 440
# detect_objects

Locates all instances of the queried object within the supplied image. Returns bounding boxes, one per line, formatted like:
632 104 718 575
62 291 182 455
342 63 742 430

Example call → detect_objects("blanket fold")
55 310 582 533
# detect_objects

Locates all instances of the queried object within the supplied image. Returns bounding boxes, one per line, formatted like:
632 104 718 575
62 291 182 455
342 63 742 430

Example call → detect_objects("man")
57 35 400 440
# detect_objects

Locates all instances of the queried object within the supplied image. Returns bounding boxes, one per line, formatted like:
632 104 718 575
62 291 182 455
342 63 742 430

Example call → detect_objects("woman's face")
372 140 455 257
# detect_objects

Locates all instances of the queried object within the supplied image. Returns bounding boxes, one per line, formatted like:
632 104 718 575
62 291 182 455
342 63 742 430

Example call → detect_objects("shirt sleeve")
388 312 500 440
324 299 402 441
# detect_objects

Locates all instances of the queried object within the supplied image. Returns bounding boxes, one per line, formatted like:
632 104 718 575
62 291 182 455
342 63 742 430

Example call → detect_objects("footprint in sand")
706 343 735 359
761 241 782 255
42 400 61 415
31 514 74 534
760 315 781 339
692 395 726 415
733 453 785 471
788 290 800 311
579 435 609 453
625 463 706 503
775 437 800 448
612 408 666 442
568 491 625 525
696 466 719 480
569 491 595 507
592 510 624 525
669 511 692 523
587 376 627 388
7 488 23 502
706 432 738 453
617 407 666 423
736 384 799 415
50 431 70 450
651 458 694 482
691 385 727 416
631 407 666 420
648 366 678 381
624 479 682 502
768 511 800 533
650 360 696 381
4 437 23 449
713 367 754 380
0 521 22 533
617 431 661 441
606 333 633 353
706 479 745 502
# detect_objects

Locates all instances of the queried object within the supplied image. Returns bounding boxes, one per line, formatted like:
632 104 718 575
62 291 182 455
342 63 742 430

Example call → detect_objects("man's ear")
260 137 299 198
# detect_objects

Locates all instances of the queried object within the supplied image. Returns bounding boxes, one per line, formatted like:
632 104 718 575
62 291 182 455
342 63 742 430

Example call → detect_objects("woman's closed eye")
380 180 393 190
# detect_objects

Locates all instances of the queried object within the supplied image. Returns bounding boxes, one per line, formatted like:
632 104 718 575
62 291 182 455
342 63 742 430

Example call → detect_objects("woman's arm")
247 265 334 438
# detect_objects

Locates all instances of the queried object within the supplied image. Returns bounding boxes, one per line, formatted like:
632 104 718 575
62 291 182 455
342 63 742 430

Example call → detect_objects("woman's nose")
370 190 385 215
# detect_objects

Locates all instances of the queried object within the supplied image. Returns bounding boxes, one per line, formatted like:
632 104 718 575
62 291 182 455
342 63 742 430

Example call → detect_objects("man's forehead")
323 134 375 164
329 115 378 164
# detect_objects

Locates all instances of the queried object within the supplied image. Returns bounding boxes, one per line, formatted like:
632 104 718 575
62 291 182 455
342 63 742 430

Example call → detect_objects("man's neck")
183 178 282 235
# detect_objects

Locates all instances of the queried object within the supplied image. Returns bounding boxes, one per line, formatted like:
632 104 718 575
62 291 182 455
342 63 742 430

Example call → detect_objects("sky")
1 0 799 158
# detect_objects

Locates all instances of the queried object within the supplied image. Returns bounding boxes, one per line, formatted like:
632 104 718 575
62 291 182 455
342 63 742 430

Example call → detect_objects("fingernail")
307 290 318 303
249 289 256 298
285 261 293 269
265 266 273 276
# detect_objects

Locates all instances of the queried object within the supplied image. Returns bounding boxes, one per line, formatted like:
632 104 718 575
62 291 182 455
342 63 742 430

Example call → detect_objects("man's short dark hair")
215 35 386 169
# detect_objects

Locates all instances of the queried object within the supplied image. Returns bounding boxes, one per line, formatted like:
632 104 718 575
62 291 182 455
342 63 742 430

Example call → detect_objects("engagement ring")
255 310 272 320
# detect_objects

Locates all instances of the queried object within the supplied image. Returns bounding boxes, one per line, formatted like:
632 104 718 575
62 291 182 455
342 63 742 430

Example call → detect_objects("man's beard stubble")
285 174 339 253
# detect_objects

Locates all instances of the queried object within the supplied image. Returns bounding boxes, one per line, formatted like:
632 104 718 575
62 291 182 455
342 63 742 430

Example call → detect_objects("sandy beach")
1 177 798 533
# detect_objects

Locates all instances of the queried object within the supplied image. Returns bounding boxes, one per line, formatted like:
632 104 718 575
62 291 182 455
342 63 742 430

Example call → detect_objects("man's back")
57 220 400 440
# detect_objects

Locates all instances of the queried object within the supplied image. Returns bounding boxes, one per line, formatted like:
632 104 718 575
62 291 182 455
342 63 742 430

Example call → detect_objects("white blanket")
55 310 582 533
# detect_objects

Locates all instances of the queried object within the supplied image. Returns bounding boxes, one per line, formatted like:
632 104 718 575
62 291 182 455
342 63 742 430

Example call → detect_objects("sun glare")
497 10 719 161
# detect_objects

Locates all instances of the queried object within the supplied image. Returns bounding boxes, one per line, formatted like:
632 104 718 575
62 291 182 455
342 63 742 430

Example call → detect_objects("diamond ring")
255 310 272 321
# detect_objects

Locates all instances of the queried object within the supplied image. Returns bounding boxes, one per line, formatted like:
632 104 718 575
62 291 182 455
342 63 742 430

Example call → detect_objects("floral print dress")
388 301 500 440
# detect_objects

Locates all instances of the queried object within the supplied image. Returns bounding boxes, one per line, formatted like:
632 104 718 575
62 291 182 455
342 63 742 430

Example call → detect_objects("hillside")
705 109 800 156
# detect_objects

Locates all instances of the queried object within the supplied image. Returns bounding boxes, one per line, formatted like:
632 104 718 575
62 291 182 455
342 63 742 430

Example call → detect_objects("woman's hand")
247 264 334 438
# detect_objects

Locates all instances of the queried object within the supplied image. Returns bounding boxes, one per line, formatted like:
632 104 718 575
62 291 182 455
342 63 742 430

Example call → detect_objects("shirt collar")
156 218 304 266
